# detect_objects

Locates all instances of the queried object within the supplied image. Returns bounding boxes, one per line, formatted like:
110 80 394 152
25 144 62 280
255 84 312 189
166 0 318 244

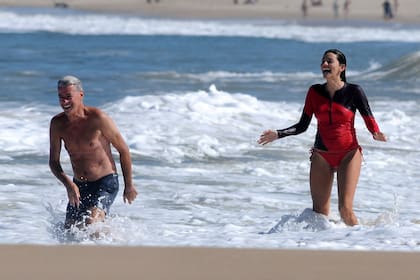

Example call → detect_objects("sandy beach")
1 244 419 280
0 0 419 23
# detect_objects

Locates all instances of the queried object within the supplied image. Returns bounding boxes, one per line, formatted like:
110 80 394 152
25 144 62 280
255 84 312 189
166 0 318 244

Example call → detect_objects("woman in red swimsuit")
258 49 386 226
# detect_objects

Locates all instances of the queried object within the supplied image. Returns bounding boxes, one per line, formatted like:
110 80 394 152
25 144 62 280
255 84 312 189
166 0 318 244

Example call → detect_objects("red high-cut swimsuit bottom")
311 146 362 170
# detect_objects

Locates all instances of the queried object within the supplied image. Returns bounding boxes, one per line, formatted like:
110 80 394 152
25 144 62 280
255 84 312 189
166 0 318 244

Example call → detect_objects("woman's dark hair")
324 49 347 82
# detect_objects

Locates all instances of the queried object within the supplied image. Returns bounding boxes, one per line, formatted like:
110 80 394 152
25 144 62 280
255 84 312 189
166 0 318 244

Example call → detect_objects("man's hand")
66 182 80 208
123 185 138 204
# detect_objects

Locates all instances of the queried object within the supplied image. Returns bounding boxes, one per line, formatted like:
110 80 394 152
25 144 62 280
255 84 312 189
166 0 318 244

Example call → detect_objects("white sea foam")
0 85 419 249
1 8 420 42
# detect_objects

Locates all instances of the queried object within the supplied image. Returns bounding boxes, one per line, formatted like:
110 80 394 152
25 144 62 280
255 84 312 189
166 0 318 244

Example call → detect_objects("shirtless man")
49 75 137 229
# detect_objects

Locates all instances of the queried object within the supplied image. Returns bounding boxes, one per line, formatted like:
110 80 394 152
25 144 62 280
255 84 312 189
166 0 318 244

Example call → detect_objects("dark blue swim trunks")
65 173 119 223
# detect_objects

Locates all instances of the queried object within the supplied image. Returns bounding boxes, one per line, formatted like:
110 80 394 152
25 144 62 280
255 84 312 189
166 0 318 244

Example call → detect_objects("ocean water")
0 7 419 250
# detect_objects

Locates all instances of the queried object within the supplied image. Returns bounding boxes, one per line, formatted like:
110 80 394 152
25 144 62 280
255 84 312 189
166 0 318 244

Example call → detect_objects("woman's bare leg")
310 152 334 216
337 148 362 226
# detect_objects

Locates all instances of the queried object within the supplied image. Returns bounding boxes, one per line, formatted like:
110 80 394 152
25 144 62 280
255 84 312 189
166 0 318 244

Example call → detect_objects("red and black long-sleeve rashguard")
277 83 380 152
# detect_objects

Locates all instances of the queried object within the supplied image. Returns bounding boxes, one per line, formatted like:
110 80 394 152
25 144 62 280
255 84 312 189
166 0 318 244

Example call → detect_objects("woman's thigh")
337 148 362 208
310 151 334 214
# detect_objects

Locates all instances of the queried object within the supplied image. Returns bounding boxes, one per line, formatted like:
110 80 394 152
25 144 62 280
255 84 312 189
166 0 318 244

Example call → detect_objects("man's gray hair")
57 75 83 91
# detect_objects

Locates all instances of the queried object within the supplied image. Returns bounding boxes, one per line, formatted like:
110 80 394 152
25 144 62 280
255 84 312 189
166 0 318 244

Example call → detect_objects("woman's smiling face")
321 52 346 81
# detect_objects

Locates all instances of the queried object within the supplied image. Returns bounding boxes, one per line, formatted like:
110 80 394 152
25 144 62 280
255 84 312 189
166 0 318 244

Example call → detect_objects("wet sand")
2 244 420 280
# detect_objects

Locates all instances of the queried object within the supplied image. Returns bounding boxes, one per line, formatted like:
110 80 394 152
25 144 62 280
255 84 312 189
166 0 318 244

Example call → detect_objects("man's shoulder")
50 113 67 135
51 112 66 123
85 106 110 121
85 106 106 119
85 106 105 115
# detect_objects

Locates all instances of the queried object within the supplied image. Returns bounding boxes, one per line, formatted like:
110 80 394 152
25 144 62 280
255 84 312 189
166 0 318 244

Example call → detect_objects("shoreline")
2 244 420 279
0 0 419 24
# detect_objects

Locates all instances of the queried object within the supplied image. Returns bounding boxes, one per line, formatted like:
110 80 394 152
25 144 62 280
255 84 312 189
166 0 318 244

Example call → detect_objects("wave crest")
1 8 420 42
363 51 420 80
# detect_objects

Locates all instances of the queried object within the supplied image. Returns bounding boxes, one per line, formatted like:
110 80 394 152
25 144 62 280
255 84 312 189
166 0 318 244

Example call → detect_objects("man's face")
57 85 83 114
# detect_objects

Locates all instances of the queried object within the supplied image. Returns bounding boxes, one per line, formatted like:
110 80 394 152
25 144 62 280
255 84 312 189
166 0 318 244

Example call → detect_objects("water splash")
264 208 340 233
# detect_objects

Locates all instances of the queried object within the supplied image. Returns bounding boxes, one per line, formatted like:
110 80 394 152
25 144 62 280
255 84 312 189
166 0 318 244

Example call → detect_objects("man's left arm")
100 111 138 204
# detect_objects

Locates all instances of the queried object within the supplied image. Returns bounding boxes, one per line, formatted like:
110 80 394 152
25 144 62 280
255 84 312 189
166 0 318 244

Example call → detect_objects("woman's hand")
373 132 387 142
258 130 278 145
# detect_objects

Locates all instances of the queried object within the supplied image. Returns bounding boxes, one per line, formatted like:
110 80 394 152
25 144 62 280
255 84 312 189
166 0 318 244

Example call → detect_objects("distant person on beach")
383 0 393 20
301 0 308 18
393 0 399 14
49 75 138 230
343 0 350 17
333 0 339 18
311 0 322 6
258 49 386 226
54 2 69 9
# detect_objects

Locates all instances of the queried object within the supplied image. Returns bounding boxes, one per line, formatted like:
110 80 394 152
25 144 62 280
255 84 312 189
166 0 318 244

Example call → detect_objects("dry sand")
1 244 420 280
0 0 419 23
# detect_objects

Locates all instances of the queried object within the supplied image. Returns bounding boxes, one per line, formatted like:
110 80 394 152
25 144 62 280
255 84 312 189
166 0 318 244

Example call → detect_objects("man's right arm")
49 118 80 207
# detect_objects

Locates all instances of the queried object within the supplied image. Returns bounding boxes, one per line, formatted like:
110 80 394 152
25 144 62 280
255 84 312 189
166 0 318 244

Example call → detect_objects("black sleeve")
352 84 380 133
353 84 374 117
276 111 312 138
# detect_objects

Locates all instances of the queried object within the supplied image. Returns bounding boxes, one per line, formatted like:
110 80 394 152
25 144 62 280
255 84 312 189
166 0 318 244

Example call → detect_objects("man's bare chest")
61 121 103 152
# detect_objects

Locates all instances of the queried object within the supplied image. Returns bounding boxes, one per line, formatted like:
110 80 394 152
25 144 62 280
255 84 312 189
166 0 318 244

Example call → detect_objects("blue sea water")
0 7 419 249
